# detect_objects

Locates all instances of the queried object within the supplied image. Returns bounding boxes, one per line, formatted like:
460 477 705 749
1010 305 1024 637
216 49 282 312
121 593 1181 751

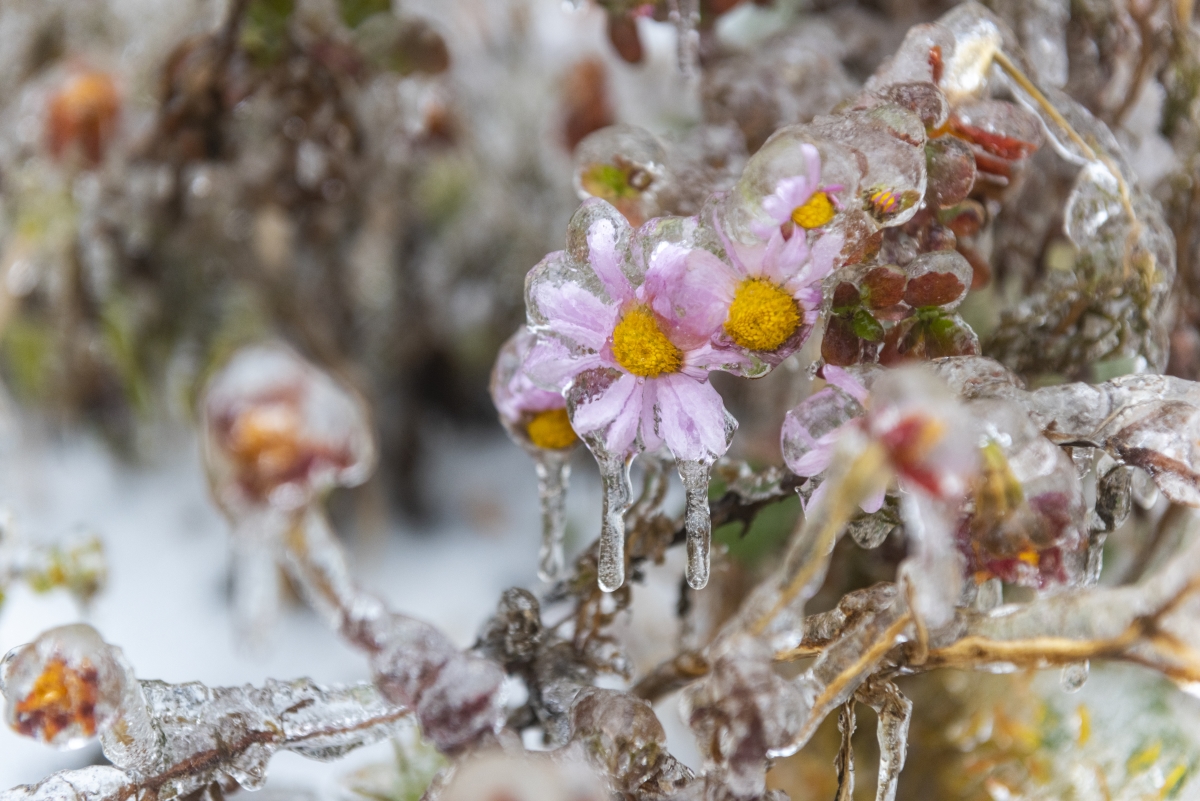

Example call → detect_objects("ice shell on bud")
808 106 928 228
965 398 1087 588
902 250 972 309
865 366 980 502
925 136 977 208
441 752 607 801
864 23 956 92
934 4 1015 103
723 127 859 245
574 124 667 227
2 624 128 749
950 100 1042 161
201 343 376 513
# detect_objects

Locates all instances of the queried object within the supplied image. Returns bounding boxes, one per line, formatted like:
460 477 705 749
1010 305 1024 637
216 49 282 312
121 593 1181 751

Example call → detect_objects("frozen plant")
7 1 1200 801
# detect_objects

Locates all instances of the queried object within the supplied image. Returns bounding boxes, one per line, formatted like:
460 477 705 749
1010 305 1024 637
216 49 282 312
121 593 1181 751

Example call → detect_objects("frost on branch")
1 625 410 801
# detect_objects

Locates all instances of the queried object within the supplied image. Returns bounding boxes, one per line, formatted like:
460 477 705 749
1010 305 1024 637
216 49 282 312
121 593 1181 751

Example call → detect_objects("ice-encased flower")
201 342 376 514
657 211 842 373
490 328 578 581
1 624 131 749
526 204 735 466
760 143 844 232
781 366 879 511
491 327 578 453
525 199 738 592
200 343 376 643
782 367 982 627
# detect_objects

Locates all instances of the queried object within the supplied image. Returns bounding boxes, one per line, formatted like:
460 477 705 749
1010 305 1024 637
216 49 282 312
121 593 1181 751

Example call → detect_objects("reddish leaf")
903 271 965 308
821 315 864 366
860 266 907 310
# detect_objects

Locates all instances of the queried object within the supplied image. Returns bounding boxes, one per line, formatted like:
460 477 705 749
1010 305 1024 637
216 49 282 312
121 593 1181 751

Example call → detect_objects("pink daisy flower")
525 199 739 592
760 143 844 233
491 327 578 454
652 208 843 375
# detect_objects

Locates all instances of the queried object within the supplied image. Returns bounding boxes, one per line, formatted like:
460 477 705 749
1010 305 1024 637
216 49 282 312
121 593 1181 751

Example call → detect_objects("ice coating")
965 397 1087 589
201 342 376 514
490 328 578 580
0 519 107 613
527 199 739 590
565 688 693 798
574 124 667 227
201 342 377 642
0 624 412 800
1 625 129 750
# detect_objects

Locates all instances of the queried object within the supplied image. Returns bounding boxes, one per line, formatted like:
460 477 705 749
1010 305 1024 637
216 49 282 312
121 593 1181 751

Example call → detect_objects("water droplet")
1061 660 1089 692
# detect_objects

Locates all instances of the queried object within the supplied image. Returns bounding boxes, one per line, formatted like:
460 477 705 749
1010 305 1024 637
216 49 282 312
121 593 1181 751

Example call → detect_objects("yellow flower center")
611 305 683 377
723 278 801 351
791 191 836 229
526 408 578 450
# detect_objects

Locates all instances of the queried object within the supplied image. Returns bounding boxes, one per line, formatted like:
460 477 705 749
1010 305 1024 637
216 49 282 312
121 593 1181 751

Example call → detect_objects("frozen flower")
760 143 843 232
2 624 129 749
490 328 578 580
491 327 578 453
659 209 842 373
201 343 376 641
201 343 376 514
526 203 735 466
526 200 738 591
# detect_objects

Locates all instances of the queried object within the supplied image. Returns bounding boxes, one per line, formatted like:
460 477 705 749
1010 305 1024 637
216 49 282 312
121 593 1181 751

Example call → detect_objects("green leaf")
850 308 884 342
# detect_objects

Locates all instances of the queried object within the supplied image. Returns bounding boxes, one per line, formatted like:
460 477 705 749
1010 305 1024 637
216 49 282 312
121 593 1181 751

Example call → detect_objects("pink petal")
534 281 617 352
860 484 887 514
761 229 810 285
821 365 869 404
523 336 604 392
762 176 816 226
645 246 738 349
681 341 754 379
802 143 821 191
570 372 638 434
784 429 839 477
588 219 635 304
639 380 663 453
654 374 733 461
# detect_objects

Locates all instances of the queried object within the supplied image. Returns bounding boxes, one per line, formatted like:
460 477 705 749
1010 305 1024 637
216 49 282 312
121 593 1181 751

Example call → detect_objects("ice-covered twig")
1 625 411 801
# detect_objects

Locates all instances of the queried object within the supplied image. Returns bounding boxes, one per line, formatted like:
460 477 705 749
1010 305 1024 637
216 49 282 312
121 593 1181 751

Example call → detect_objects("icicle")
1060 660 1089 692
534 450 572 582
677 459 712 590
597 453 633 592
231 511 289 646
668 0 700 78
